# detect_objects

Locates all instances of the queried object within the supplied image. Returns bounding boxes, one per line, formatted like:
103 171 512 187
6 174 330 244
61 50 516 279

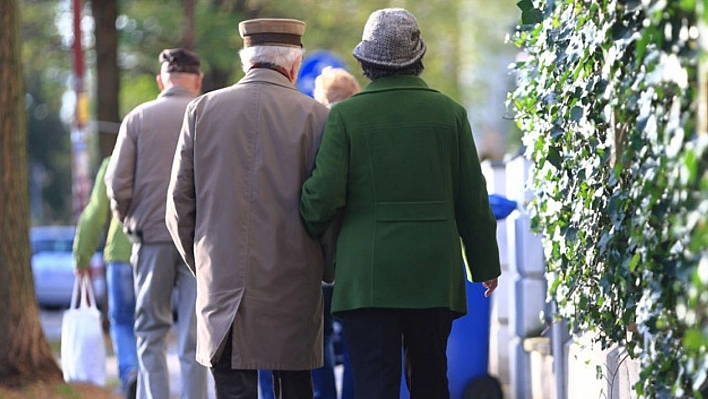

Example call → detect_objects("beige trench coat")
166 68 331 370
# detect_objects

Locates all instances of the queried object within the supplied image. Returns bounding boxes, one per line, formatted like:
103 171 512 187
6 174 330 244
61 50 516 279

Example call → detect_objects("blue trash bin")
447 282 495 398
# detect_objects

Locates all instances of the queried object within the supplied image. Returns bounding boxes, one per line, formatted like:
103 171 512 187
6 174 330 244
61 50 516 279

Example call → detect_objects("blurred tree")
459 0 520 159
21 0 74 224
117 0 258 101
116 0 463 106
17 0 507 228
0 0 64 386
184 0 195 50
92 0 121 158
276 0 462 100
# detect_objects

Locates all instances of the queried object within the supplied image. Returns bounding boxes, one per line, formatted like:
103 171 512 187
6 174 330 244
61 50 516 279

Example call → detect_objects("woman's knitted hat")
352 8 426 68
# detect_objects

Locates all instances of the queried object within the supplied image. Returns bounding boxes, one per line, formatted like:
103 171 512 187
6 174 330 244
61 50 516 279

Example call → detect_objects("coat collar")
158 85 196 99
237 67 298 91
358 75 435 95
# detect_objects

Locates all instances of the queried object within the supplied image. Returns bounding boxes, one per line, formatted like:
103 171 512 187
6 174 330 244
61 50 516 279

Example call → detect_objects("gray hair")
239 46 303 74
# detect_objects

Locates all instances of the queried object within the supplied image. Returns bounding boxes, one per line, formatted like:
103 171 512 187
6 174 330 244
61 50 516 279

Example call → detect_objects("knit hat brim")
353 39 426 68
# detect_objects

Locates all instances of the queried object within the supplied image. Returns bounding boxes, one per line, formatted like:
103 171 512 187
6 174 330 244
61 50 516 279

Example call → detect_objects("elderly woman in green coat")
300 8 502 399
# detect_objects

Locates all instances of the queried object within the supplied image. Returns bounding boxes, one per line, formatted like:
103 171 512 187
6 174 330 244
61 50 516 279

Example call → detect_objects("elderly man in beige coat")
165 18 331 399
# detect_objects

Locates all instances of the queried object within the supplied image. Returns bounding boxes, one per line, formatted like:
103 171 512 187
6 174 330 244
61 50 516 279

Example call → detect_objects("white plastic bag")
60 274 106 386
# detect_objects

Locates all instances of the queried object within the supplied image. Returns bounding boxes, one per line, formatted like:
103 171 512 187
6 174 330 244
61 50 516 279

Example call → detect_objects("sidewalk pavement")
40 309 216 399
106 326 216 399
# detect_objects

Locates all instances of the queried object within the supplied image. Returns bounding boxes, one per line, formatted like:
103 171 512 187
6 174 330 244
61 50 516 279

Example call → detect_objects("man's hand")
483 278 498 297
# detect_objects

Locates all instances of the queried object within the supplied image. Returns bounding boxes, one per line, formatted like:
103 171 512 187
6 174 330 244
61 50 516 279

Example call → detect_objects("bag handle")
69 274 98 310
81 274 97 309
69 276 81 309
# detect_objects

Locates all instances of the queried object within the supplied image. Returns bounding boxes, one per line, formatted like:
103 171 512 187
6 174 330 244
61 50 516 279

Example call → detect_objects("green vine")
510 0 708 396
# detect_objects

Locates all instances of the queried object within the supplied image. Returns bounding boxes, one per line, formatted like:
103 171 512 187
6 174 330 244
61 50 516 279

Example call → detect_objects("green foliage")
117 0 464 102
510 0 708 396
20 0 501 224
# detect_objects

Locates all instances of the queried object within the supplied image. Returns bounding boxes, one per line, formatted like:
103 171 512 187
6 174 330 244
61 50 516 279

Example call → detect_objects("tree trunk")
92 0 120 158
201 0 263 92
0 0 63 387
201 67 232 94
183 0 196 50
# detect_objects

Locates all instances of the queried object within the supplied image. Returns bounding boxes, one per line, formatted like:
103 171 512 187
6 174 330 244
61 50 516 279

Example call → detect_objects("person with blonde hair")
312 66 358 399
313 66 361 108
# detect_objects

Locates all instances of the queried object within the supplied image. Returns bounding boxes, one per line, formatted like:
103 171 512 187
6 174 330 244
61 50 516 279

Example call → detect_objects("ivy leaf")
547 146 562 169
517 0 542 25
679 0 696 12
517 0 535 12
570 106 584 122
611 23 632 41
509 0 704 394
522 9 543 26
627 253 641 272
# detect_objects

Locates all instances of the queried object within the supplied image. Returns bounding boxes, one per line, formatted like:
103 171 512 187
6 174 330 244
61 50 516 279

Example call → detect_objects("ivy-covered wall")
510 0 708 396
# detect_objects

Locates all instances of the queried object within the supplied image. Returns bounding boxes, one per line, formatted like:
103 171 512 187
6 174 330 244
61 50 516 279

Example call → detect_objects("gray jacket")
106 86 197 243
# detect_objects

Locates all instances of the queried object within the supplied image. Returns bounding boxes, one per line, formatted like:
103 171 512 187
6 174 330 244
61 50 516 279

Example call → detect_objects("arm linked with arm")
300 109 349 237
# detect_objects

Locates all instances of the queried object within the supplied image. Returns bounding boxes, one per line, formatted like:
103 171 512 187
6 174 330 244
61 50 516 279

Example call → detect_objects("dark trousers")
211 327 314 399
338 307 455 399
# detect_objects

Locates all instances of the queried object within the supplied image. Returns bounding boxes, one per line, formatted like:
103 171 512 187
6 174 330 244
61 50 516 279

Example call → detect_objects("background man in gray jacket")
165 19 332 399
105 48 208 399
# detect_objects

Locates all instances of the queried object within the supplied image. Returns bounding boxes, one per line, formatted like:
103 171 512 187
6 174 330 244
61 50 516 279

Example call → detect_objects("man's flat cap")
239 18 306 48
159 48 201 74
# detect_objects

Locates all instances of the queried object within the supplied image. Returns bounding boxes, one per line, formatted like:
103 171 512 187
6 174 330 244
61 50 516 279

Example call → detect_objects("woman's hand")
483 278 498 297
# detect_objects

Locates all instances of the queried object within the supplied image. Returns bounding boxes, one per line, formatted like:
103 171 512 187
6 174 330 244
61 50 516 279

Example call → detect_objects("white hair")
239 46 303 74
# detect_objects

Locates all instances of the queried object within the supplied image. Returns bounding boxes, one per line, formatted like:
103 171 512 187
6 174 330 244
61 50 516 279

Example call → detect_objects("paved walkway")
41 310 346 399
40 309 216 399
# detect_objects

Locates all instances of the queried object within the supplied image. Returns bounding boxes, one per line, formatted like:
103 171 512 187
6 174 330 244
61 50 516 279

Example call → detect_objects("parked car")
30 225 107 310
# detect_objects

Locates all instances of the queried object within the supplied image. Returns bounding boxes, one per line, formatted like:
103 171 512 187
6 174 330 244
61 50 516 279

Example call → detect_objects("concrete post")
505 156 546 399
482 160 512 386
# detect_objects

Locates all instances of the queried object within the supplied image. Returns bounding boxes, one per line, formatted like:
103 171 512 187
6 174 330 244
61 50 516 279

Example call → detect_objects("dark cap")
238 18 306 48
158 48 201 74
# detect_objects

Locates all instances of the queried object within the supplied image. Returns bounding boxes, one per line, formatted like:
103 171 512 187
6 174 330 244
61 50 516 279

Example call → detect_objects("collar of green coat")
360 75 436 94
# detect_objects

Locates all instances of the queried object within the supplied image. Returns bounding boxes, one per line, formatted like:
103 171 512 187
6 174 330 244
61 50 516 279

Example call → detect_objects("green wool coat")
300 75 501 317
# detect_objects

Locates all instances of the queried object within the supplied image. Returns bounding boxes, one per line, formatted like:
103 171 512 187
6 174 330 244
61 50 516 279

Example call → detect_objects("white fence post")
482 160 512 387
505 156 546 399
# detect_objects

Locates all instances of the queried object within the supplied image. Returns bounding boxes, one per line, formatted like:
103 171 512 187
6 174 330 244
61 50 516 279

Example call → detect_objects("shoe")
125 371 138 399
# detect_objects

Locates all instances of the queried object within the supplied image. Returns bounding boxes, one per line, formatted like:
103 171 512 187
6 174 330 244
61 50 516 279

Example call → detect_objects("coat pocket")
375 201 447 221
